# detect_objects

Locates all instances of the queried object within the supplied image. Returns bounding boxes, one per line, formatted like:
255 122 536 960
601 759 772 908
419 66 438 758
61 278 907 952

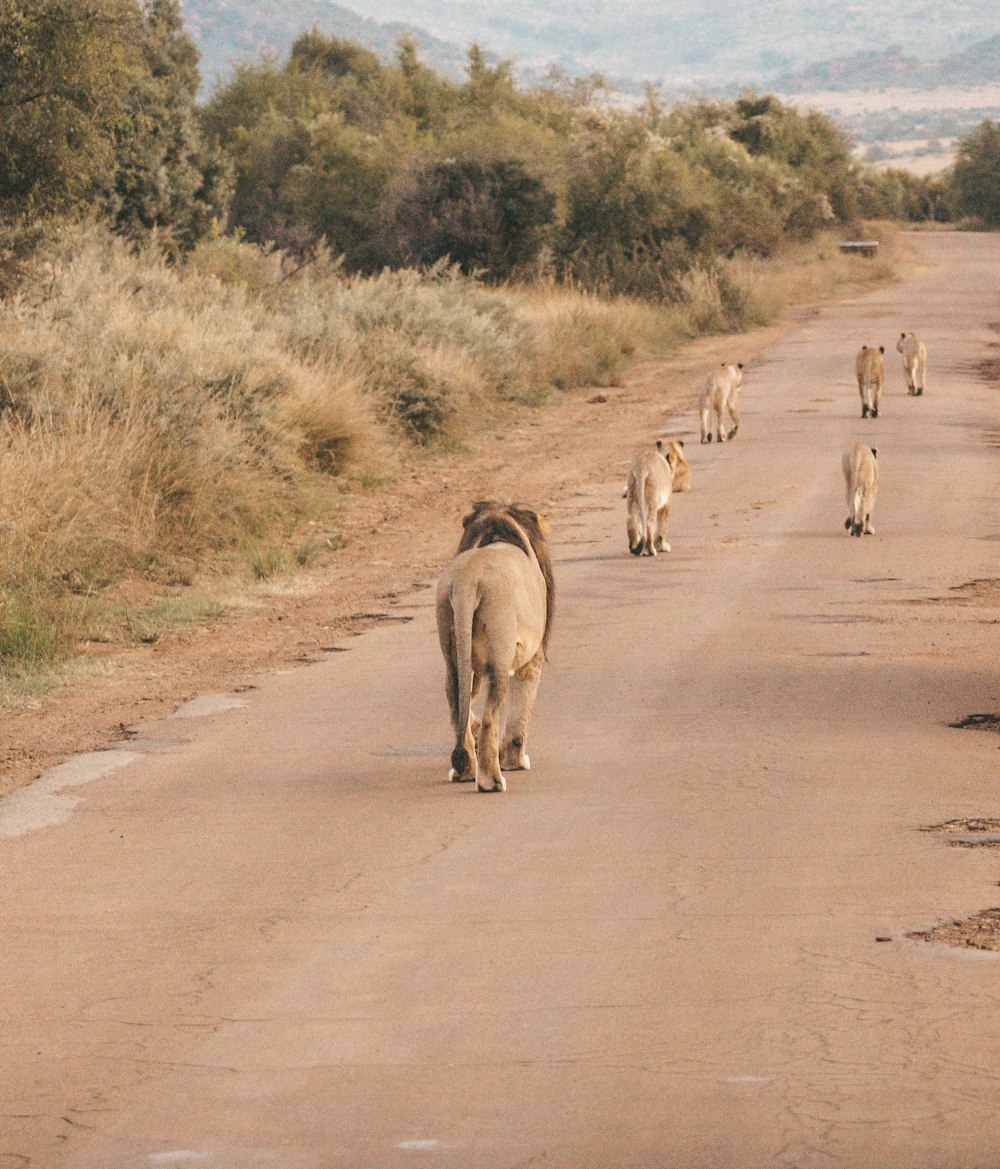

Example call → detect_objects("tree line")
2 0 1000 295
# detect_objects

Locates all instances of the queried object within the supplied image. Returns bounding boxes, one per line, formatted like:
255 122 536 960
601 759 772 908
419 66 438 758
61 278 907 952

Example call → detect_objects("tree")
729 93 857 220
952 119 1000 225
390 158 555 278
464 44 517 113
0 0 141 217
110 0 230 247
558 116 718 294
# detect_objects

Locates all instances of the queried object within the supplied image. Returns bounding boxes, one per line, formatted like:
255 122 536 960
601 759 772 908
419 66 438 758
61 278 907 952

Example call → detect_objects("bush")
952 119 1000 225
389 157 556 279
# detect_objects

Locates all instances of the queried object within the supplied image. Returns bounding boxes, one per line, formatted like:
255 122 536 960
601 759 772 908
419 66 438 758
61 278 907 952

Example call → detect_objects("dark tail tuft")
451 746 471 776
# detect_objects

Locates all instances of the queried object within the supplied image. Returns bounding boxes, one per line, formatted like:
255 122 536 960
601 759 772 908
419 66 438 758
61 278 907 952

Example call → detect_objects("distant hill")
181 0 999 92
771 35 1000 93
181 0 471 92
934 35 1000 87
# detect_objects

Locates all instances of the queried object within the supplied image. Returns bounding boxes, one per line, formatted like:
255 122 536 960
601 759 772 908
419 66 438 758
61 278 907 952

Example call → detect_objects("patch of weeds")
294 539 321 568
0 592 65 669
246 542 289 582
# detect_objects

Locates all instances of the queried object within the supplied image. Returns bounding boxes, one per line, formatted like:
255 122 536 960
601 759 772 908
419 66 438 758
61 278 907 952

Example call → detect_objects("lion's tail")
635 468 650 551
852 483 864 526
449 584 477 777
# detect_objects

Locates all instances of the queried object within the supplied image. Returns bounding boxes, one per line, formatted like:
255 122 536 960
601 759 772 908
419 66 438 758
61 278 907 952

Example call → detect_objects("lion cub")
842 443 878 537
855 345 885 419
699 362 743 443
624 439 686 556
896 331 927 396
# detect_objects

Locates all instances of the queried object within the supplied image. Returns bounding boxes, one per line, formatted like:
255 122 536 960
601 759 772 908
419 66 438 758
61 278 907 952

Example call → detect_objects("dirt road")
3 234 1000 1168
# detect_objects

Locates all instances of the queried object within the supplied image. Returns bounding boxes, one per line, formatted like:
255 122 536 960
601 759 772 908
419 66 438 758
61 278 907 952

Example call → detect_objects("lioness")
436 501 554 793
699 362 744 443
855 345 884 419
842 443 878 537
666 438 692 493
624 439 685 556
896 331 927 396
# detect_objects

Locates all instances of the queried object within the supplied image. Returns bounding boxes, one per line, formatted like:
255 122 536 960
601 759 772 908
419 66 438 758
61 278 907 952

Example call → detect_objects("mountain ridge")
181 0 1000 93
181 0 473 92
772 35 1000 93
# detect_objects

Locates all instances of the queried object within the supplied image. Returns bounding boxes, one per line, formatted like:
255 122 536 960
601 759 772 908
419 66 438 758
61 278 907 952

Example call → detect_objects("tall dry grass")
0 224 900 682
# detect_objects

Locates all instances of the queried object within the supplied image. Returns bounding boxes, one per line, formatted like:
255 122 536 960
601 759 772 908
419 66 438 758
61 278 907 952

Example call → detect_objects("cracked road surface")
3 234 1000 1168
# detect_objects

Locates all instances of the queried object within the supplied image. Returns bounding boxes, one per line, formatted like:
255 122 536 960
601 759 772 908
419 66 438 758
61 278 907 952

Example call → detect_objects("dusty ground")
0 325 788 801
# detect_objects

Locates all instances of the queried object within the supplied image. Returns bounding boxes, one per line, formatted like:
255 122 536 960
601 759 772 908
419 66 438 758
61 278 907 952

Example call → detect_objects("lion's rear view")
896 331 927 396
842 443 878 537
624 441 684 556
855 345 885 419
436 502 554 793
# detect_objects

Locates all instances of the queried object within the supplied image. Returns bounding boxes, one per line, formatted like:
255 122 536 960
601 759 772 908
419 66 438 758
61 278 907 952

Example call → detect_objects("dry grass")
511 284 675 390
0 223 902 685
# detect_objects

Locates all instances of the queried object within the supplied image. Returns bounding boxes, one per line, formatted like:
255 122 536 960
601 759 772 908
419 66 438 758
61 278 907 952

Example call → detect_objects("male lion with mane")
436 501 554 793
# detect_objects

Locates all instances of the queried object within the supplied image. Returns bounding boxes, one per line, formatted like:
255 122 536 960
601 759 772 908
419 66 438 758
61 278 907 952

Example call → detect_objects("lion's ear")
737 362 744 369
463 500 493 528
537 512 551 536
511 504 542 530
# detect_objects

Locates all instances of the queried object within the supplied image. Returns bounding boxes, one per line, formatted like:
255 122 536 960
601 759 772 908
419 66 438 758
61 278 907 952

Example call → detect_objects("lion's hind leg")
449 673 481 782
500 651 543 771
477 663 510 792
643 478 659 555
654 501 671 554
726 399 740 440
449 715 477 780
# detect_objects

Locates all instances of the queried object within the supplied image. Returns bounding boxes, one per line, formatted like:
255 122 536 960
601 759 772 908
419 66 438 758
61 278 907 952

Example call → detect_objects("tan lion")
855 344 884 419
666 438 692 493
842 443 878 537
699 362 744 443
436 501 554 793
896 331 927 396
624 439 686 556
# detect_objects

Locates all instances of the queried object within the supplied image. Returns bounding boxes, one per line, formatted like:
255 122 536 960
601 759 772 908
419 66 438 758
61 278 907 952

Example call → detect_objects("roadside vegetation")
0 0 985 694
